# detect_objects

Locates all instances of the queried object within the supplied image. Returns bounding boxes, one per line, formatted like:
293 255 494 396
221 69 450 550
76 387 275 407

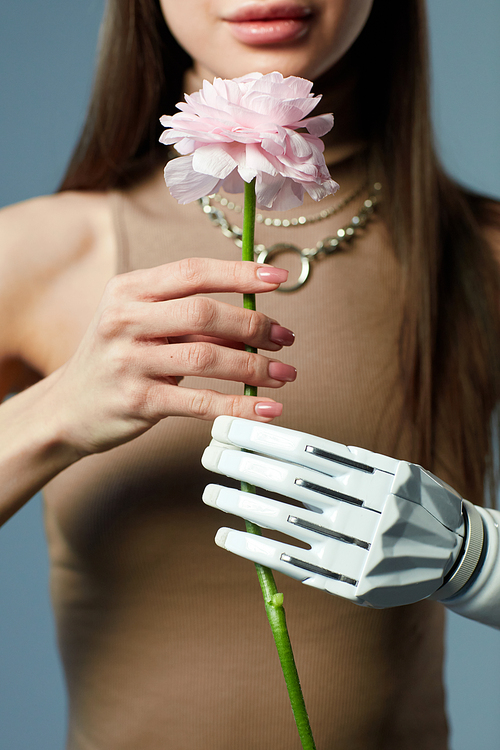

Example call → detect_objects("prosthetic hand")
202 417 500 628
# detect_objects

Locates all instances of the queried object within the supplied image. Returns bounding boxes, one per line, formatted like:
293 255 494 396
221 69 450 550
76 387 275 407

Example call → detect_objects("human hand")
47 259 295 457
201 417 481 608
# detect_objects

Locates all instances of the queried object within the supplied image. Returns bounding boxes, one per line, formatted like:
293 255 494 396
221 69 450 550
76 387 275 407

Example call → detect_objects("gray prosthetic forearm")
437 505 500 628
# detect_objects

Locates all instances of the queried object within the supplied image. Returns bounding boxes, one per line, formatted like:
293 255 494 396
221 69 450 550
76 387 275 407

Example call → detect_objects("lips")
223 3 314 46
224 2 313 23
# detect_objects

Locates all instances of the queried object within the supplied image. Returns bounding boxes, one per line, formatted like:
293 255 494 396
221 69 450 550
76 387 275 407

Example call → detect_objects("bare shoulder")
0 190 114 289
0 190 116 388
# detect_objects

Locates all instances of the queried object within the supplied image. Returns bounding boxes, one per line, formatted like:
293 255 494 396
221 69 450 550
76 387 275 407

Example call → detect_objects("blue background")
1 1 499 748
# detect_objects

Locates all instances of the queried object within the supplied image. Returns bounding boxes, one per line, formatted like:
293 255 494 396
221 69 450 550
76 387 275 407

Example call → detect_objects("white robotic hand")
201 416 487 610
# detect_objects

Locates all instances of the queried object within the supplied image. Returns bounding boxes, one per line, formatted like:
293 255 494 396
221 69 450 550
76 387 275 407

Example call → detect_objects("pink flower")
160 72 338 210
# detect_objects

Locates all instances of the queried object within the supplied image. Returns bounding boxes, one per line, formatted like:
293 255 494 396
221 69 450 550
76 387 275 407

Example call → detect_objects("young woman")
1 1 499 748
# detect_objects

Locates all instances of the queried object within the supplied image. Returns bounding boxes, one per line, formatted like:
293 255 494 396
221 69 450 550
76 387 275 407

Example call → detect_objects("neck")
313 54 366 168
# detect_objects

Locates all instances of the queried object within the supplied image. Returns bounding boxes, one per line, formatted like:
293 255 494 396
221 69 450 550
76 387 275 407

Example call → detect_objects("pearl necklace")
199 182 382 291
209 180 367 227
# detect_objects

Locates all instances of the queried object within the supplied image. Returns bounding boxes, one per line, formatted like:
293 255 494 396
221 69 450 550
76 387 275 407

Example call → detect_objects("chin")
197 46 332 82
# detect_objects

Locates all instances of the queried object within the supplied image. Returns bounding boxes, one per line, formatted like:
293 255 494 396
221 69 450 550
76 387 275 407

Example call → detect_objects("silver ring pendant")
257 244 311 292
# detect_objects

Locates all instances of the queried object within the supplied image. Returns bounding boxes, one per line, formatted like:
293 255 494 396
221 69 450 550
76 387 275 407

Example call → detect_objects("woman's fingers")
131 297 295 351
55 257 296 456
150 386 283 421
142 342 297 388
169 335 247 351
114 258 288 301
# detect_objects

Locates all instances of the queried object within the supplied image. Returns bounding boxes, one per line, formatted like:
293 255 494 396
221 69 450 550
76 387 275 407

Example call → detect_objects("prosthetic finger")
202 484 379 548
213 526 363 601
203 483 377 596
201 443 392 513
208 416 397 512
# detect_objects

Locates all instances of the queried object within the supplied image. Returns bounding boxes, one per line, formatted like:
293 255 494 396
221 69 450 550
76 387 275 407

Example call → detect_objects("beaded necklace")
199 182 381 291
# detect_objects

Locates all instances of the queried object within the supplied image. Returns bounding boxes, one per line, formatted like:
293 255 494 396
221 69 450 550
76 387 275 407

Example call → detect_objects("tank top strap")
109 169 196 273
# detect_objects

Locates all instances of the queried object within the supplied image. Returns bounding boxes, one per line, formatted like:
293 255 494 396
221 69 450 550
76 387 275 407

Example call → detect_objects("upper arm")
0 190 115 396
0 193 80 351
0 198 47 398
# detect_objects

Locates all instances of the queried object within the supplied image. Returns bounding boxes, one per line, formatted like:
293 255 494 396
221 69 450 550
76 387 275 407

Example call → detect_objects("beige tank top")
43 162 451 749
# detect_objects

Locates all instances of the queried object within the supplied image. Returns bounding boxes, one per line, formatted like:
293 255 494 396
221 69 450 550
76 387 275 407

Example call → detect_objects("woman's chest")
42 188 412 558
44 224 409 566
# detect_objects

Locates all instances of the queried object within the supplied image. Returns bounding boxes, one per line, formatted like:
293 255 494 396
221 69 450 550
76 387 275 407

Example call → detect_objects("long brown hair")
60 0 191 190
60 0 500 504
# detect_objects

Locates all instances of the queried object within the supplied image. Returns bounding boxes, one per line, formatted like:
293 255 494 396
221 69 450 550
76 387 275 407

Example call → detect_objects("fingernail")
268 361 297 382
257 266 289 283
255 402 283 417
269 324 295 347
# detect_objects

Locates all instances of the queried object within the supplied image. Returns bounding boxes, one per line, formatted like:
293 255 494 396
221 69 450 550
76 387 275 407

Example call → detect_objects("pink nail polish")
257 266 289 284
269 324 295 346
255 402 283 418
268 361 297 382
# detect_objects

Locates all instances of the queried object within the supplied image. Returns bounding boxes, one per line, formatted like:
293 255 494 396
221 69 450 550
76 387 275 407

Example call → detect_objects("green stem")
241 178 316 750
242 178 258 383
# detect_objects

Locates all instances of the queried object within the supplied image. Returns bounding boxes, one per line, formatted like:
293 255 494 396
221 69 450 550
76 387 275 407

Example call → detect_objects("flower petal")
192 144 238 179
302 177 339 202
241 93 305 125
268 178 304 211
164 156 220 203
285 131 313 159
245 143 279 176
221 169 246 194
237 164 258 183
255 172 286 209
260 135 286 156
292 113 334 137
